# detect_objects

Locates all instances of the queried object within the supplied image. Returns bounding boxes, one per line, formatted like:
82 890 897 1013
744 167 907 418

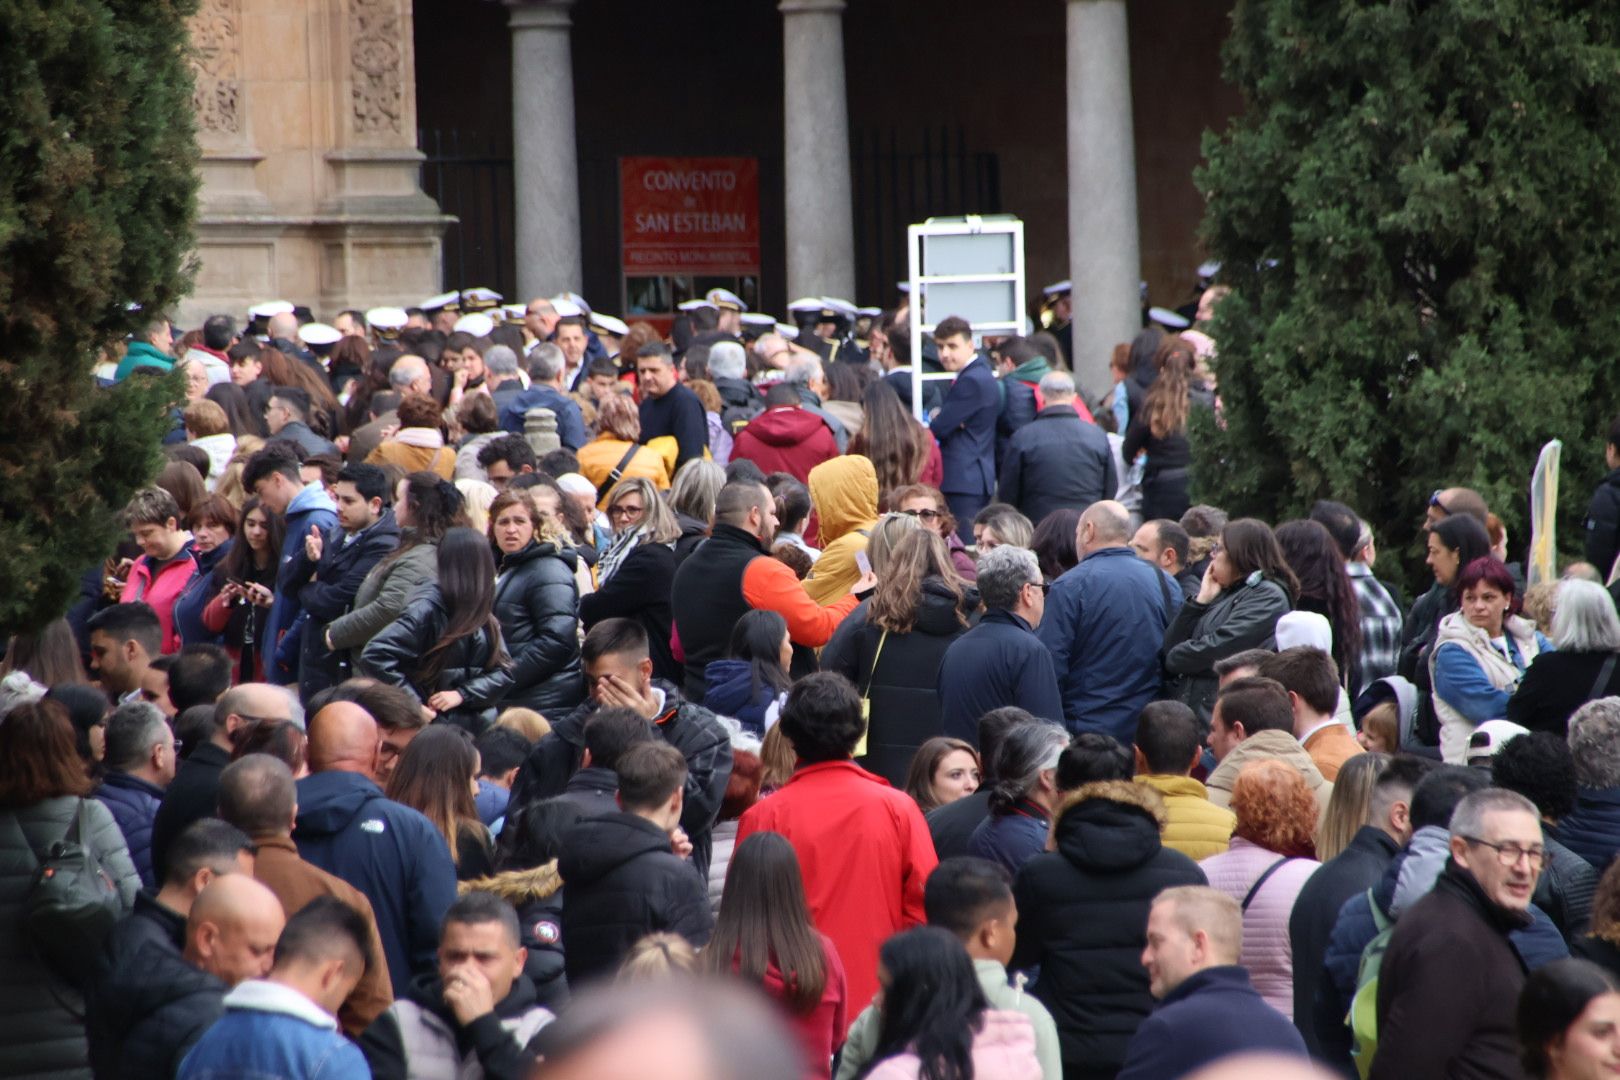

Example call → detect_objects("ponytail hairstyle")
386 471 466 565
985 719 1070 816
419 526 507 684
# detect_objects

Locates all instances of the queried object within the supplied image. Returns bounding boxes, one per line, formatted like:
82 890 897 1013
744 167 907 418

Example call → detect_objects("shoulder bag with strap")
595 444 645 504
852 629 889 760
1241 855 1296 912
1589 653 1620 703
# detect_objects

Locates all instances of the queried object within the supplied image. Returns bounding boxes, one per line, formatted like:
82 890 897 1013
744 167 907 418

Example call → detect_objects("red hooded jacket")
731 406 839 485
737 760 937 1012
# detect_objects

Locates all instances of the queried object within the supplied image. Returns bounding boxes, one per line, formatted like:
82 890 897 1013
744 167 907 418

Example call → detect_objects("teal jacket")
115 341 175 380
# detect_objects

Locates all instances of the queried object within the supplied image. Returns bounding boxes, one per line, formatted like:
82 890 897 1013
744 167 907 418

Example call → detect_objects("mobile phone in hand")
856 550 872 576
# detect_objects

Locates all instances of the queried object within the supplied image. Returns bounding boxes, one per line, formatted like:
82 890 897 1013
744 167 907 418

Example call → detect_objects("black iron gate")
419 128 515 298
852 125 1001 307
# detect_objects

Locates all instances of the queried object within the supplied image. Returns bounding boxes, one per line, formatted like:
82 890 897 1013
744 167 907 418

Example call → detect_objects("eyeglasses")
900 508 942 521
1461 836 1544 868
608 504 645 520
1027 579 1051 595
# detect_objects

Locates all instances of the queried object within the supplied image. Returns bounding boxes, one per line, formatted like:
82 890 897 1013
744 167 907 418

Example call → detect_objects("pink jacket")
120 546 198 655
1197 837 1320 1019
864 1010 1042 1080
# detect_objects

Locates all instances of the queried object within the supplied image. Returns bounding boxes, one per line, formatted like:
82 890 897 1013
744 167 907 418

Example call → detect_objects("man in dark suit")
928 316 999 542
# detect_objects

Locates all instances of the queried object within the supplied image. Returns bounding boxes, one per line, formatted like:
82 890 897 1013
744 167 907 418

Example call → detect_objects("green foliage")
1194 0 1620 588
0 0 199 635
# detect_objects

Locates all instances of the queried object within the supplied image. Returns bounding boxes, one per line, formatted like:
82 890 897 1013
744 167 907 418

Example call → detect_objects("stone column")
781 0 855 302
1066 0 1142 399
508 0 583 302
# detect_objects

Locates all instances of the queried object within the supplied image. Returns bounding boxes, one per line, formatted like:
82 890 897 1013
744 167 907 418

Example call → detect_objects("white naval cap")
706 288 745 312
590 313 630 337
452 312 496 337
366 306 408 332
297 322 342 347
1148 306 1191 330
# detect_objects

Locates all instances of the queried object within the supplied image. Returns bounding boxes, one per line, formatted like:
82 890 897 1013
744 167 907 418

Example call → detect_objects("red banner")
620 156 761 275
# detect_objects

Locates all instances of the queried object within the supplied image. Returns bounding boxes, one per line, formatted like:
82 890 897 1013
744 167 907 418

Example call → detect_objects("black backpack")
15 799 123 988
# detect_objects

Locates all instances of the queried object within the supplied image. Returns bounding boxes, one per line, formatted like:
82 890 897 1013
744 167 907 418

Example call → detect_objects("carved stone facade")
189 0 243 140
351 0 406 137
180 0 449 327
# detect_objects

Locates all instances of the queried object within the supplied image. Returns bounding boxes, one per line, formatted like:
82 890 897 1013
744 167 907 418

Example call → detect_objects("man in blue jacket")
928 316 999 542
1037 501 1183 740
498 342 586 450
244 443 338 687
282 463 400 700
1117 885 1306 1080
294 701 457 997
938 546 1064 738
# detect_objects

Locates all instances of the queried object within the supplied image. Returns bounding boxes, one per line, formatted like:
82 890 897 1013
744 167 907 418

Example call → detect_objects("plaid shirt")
1348 562 1403 696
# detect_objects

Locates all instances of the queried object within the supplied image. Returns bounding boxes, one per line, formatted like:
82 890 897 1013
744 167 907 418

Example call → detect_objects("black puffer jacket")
85 893 225 1080
1162 575 1293 726
557 811 713 987
1011 781 1206 1077
0 796 140 1080
459 863 569 1013
360 582 505 731
503 686 732 877
820 576 977 787
459 540 585 715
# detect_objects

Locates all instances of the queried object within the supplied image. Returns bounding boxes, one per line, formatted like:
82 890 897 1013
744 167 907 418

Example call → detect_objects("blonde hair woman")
1314 751 1389 861
820 530 976 786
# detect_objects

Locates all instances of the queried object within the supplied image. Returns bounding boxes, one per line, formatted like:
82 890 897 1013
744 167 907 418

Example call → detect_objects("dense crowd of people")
8 284 1620 1079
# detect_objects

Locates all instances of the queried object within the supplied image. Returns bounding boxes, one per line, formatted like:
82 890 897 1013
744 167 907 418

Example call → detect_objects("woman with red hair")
1431 556 1551 764
1197 759 1322 1019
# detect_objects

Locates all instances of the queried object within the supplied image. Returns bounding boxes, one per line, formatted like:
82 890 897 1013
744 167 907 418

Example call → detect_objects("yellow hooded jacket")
803 455 879 605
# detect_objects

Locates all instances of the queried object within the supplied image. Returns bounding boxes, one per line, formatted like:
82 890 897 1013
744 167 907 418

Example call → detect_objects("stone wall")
181 0 450 327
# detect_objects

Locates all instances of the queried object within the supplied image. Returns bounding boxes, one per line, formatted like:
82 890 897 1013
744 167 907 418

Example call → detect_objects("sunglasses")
1429 490 1449 514
900 508 942 521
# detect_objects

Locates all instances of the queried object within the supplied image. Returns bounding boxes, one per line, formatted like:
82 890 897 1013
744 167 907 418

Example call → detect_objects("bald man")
90 875 285 1080
88 820 257 1080
1037 500 1186 740
1425 486 1489 528
151 682 297 881
294 702 456 997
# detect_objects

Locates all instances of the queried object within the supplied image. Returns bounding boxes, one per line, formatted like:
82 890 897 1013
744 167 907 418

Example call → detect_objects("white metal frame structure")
905 214 1026 421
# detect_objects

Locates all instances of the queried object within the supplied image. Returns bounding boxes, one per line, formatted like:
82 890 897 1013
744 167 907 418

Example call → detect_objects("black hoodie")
1010 780 1206 1075
556 811 713 986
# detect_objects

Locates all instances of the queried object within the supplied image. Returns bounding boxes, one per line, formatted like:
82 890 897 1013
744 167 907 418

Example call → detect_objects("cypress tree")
0 0 199 635
1195 1 1620 580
